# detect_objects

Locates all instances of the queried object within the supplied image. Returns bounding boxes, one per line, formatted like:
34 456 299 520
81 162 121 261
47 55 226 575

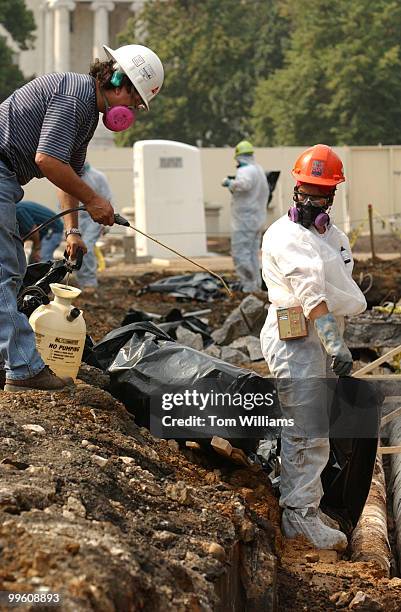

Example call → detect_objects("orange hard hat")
292 144 345 187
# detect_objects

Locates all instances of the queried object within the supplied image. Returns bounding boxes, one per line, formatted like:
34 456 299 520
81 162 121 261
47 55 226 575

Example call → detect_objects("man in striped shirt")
0 43 164 392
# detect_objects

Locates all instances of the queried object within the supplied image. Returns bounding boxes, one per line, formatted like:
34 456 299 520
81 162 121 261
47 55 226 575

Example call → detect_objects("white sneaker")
282 507 348 551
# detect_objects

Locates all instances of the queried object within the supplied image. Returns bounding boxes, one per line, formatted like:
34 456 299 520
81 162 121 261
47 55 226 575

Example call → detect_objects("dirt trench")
2 269 401 610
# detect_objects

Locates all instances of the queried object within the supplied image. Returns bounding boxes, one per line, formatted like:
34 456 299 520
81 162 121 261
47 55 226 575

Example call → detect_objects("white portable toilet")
133 140 208 259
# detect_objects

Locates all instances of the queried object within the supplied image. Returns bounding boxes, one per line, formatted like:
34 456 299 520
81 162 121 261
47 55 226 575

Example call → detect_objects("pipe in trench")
350 454 392 575
389 418 401 574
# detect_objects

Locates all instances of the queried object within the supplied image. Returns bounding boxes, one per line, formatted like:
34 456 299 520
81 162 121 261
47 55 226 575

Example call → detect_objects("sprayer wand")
23 207 233 297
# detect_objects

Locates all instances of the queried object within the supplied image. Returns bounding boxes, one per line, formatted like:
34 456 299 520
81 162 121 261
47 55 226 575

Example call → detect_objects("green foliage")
0 0 35 49
116 0 289 147
0 0 36 102
0 38 28 102
251 0 401 146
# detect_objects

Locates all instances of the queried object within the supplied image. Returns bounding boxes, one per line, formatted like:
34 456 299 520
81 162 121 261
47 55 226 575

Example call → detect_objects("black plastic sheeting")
321 377 383 531
137 272 238 302
87 321 274 450
120 307 213 347
87 322 382 528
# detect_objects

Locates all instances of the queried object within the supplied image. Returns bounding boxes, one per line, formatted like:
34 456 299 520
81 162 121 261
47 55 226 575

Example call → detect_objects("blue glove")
222 177 233 188
314 313 353 376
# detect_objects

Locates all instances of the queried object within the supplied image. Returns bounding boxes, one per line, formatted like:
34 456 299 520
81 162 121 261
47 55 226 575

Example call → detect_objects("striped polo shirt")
0 73 99 185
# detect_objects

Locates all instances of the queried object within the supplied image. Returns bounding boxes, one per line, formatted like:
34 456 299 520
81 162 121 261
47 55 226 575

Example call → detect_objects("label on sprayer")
34 332 84 376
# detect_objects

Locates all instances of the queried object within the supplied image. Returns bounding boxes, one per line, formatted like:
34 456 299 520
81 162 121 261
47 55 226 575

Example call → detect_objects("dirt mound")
0 383 278 611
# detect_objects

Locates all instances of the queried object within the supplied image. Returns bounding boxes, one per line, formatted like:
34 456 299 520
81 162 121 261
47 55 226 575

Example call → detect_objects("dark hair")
89 59 133 92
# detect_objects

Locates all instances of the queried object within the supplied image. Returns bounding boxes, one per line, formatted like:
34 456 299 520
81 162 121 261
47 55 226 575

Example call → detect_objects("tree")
116 0 289 147
0 0 36 102
251 0 401 146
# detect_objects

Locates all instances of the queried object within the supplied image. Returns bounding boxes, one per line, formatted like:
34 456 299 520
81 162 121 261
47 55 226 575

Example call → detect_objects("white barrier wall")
133 140 207 258
21 145 401 238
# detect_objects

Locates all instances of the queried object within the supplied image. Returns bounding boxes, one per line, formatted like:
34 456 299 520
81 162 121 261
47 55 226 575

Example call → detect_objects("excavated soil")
2 267 401 610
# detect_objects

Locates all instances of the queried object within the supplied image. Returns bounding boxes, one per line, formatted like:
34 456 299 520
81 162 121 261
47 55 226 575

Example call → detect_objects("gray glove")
314 313 353 376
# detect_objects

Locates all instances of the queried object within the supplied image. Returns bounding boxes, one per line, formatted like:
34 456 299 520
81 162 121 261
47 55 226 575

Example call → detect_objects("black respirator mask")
288 189 335 230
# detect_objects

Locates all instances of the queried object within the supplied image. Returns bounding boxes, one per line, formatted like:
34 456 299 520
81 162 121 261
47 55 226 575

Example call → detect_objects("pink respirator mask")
102 93 136 132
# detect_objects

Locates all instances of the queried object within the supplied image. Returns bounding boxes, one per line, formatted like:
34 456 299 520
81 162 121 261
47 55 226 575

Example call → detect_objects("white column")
50 0 76 73
130 1 146 41
42 1 55 74
91 1 115 60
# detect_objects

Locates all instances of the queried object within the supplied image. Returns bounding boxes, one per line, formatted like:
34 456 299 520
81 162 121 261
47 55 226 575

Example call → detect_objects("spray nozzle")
114 213 130 227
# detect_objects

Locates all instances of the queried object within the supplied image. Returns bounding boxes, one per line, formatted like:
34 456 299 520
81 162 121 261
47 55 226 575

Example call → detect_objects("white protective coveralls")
76 165 113 288
230 155 269 292
260 214 366 512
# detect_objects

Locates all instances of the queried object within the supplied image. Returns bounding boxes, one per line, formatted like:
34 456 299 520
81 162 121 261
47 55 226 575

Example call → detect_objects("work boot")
4 366 74 392
0 369 5 390
282 507 348 551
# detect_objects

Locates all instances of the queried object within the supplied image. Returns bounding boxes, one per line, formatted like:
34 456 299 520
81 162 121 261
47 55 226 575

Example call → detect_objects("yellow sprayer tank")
29 283 86 380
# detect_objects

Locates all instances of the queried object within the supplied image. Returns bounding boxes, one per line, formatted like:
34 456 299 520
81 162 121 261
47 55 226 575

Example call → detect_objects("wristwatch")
65 228 82 239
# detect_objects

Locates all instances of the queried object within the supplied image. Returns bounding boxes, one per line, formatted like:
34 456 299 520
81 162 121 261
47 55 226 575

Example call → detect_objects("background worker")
75 162 113 294
0 43 164 392
222 140 269 292
260 144 367 550
16 200 64 263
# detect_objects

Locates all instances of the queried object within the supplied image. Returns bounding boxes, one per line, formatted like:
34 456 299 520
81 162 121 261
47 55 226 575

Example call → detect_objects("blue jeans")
76 210 102 288
41 230 63 261
0 162 45 379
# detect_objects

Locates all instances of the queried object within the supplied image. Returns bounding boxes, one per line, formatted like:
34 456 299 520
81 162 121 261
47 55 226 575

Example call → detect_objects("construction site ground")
1 248 401 610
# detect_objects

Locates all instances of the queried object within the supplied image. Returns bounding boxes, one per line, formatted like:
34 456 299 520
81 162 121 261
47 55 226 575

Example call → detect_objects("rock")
335 591 353 607
345 312 401 349
63 496 86 518
240 519 256 543
212 296 267 345
0 489 18 513
232 501 246 520
167 439 179 452
318 550 338 564
305 552 319 563
152 531 177 544
22 424 45 435
389 577 401 587
165 481 193 505
329 592 341 603
81 439 89 447
77 363 110 389
61 451 72 459
220 346 248 365
140 483 163 496
245 336 264 361
92 455 108 468
119 456 136 465
176 326 203 351
208 542 226 562
0 458 30 470
349 591 383 610
203 344 221 359
229 335 263 361
87 444 100 452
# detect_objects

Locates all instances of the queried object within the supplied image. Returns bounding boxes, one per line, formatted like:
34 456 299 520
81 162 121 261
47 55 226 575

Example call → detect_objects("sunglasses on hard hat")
293 188 333 206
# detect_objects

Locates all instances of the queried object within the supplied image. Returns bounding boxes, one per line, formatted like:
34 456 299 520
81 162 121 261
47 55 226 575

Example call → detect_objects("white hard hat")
103 43 164 110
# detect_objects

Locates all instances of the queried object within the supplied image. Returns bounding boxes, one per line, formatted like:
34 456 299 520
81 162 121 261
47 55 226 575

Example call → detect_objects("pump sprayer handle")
114 213 130 227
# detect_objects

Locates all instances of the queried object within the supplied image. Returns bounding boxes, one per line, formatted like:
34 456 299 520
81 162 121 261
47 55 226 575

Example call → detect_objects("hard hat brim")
292 170 345 187
102 44 150 110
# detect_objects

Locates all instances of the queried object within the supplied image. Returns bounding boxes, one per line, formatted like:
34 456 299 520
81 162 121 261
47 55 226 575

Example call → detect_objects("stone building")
19 0 145 78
